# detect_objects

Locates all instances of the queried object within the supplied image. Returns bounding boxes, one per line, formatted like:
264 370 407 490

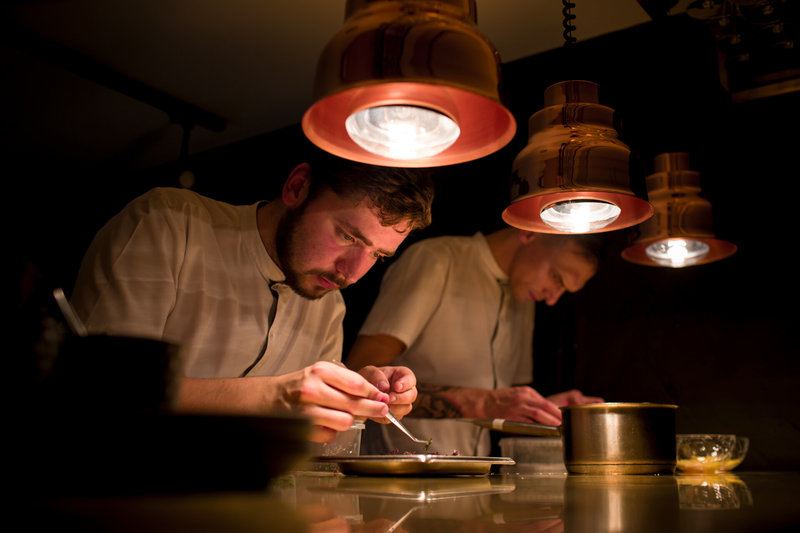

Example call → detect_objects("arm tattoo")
411 384 463 418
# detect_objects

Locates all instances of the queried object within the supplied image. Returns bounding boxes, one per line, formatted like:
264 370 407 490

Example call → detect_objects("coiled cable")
562 0 577 46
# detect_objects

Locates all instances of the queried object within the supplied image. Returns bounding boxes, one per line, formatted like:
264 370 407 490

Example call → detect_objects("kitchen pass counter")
18 471 800 532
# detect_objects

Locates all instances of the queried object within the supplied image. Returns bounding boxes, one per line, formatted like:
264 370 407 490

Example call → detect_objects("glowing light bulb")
346 105 460 160
645 238 710 267
540 200 621 233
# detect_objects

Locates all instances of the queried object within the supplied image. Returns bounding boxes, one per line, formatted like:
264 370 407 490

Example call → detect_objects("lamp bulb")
346 105 460 160
540 200 621 233
646 238 710 267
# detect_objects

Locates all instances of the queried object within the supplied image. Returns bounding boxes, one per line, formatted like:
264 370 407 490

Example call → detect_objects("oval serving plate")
312 454 515 476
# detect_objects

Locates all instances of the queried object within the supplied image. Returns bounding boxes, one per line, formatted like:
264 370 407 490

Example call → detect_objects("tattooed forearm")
410 384 463 418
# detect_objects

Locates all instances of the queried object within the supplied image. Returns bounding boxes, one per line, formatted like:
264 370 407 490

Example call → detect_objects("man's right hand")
475 386 564 426
413 384 564 426
278 361 392 442
177 361 391 442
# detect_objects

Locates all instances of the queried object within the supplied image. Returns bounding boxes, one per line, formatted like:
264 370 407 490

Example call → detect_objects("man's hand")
477 386 564 426
357 365 418 422
413 385 564 426
283 361 396 442
476 387 603 425
546 389 604 407
178 361 392 443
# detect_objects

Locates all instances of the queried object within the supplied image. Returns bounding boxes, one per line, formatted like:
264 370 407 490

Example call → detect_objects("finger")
333 360 400 402
301 382 390 420
528 409 562 426
527 397 562 419
357 365 391 393
382 365 416 393
297 370 390 420
310 361 390 402
385 402 412 418
522 402 562 426
309 425 339 443
301 404 355 434
387 387 417 405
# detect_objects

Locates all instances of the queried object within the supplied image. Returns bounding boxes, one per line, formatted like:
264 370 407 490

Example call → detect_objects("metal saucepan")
471 402 678 474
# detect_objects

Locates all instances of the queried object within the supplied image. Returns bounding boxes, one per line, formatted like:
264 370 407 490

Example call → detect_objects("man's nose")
335 249 375 283
545 286 566 306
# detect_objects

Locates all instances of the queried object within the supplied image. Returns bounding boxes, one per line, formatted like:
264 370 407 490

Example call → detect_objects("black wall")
505 17 800 470
11 15 799 469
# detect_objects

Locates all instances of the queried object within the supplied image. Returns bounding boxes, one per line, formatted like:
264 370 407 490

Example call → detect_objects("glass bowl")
720 436 749 471
676 434 737 473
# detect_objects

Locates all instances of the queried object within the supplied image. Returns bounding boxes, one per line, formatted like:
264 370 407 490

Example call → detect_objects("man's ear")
282 163 312 207
518 229 539 245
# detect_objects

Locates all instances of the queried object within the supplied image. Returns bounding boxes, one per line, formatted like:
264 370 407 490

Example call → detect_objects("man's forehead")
318 188 411 239
551 242 596 283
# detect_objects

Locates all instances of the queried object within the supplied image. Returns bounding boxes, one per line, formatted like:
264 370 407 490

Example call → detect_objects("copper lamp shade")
301 0 516 167
502 80 653 234
622 152 737 268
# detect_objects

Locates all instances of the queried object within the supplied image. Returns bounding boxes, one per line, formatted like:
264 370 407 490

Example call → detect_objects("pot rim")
561 402 678 411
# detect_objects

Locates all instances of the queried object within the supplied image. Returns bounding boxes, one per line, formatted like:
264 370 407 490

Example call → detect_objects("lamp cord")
178 122 196 188
179 122 193 163
562 0 577 47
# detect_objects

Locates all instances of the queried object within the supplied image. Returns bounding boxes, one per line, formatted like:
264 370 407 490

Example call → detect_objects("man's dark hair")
571 232 610 268
305 148 435 232
540 231 611 269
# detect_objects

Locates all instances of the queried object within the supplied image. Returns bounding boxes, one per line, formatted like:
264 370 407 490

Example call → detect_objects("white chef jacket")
358 233 533 456
71 187 344 378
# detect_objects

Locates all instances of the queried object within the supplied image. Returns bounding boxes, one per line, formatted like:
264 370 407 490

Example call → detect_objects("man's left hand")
357 365 418 422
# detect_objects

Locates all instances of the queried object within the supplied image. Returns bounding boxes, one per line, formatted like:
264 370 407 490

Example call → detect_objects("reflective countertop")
21 470 800 532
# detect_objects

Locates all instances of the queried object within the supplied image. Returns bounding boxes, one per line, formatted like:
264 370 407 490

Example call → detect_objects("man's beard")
275 205 347 300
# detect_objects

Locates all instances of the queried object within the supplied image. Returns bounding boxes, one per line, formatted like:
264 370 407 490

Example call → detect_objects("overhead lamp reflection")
502 80 652 234
622 152 737 268
302 0 516 167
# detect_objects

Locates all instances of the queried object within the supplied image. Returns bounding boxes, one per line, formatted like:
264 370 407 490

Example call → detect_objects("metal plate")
312 454 515 476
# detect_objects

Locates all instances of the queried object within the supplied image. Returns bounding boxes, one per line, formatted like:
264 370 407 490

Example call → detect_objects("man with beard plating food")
69 149 434 442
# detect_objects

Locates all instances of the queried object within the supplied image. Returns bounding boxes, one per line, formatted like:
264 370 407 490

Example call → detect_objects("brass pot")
478 402 678 474
561 403 678 475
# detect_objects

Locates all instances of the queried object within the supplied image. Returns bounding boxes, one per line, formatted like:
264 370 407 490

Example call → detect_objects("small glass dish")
301 421 366 473
720 436 749 471
315 421 365 457
676 434 736 473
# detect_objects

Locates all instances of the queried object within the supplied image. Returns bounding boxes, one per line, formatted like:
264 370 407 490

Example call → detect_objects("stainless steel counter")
20 471 800 532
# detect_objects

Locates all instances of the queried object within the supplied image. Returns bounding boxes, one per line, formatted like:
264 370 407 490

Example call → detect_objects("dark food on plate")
391 448 460 456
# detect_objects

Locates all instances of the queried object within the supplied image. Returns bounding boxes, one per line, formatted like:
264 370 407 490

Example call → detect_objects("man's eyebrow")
341 222 395 257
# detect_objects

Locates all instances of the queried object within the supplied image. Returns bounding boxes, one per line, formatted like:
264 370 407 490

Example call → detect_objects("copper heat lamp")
302 0 516 167
621 152 737 268
502 80 653 234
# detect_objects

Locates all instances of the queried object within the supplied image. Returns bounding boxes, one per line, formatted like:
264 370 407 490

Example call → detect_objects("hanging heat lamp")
621 152 737 268
301 0 516 167
502 80 653 234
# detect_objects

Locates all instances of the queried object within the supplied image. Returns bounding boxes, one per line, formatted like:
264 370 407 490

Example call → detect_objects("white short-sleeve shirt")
71 187 344 378
358 232 534 455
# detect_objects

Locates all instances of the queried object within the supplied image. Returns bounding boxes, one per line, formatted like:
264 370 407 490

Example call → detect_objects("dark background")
11 14 799 470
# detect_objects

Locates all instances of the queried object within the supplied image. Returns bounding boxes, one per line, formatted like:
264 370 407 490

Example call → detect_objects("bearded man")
70 149 434 442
